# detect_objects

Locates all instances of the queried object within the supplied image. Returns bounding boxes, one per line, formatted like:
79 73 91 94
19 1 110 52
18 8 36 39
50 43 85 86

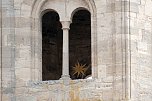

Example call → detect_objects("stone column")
61 21 71 79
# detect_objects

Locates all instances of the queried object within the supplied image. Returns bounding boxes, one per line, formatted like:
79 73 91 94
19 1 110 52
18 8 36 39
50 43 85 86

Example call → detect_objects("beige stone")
0 0 152 101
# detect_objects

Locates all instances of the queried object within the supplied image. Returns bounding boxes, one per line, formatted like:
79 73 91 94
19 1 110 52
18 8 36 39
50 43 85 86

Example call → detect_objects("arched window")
69 10 91 79
42 11 62 80
31 0 97 81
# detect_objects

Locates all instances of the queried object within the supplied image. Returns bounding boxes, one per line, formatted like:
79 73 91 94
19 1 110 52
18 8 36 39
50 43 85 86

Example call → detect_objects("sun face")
72 61 88 78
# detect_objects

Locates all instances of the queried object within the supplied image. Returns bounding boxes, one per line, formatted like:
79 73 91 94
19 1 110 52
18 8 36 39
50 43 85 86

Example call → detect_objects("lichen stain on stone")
69 81 103 101
69 90 103 101
69 80 81 101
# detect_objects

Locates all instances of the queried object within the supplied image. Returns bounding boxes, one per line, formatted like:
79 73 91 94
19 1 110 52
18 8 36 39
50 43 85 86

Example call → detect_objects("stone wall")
1 0 152 101
1 0 16 100
129 0 152 101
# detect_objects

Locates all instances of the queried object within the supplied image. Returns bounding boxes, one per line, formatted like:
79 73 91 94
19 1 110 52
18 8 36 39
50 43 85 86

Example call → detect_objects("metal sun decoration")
72 61 88 78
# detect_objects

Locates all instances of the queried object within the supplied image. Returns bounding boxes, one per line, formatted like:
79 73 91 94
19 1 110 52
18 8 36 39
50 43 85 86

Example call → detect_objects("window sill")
27 78 95 87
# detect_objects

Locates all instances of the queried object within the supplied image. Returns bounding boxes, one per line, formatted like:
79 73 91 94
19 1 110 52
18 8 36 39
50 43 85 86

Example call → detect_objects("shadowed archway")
69 10 91 79
42 11 62 80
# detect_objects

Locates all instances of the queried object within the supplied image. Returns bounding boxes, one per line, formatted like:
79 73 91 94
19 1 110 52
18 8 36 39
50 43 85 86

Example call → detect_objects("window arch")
31 0 97 81
42 10 62 80
69 9 91 79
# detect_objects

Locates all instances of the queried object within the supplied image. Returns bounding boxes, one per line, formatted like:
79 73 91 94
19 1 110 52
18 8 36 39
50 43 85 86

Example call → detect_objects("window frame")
31 0 97 81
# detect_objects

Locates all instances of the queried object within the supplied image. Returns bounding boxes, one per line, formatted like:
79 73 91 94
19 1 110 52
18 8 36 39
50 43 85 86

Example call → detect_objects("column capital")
61 21 71 30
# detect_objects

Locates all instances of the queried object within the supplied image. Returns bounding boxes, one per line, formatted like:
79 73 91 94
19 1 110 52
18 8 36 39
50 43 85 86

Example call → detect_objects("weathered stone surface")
1 0 152 101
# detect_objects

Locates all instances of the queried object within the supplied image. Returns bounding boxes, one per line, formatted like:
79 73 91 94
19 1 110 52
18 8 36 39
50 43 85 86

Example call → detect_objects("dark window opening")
69 10 91 79
42 11 62 80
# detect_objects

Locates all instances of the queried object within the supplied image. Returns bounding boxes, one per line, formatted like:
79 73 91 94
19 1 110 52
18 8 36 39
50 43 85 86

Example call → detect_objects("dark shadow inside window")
42 11 62 80
69 10 91 79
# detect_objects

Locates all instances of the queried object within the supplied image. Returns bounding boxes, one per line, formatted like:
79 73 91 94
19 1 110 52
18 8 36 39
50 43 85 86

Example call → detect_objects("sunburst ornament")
72 61 88 78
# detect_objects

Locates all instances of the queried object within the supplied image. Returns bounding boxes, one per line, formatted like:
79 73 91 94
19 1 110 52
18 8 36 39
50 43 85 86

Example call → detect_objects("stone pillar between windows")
61 21 71 79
